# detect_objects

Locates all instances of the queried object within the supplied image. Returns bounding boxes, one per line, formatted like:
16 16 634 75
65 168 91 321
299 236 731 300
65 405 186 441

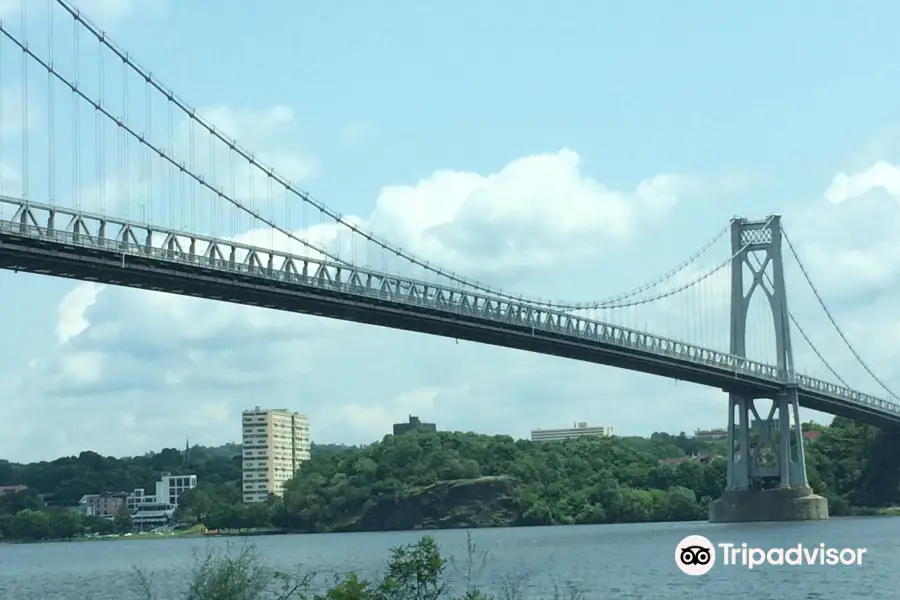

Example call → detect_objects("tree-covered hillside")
0 442 351 504
2 418 900 542
274 431 725 532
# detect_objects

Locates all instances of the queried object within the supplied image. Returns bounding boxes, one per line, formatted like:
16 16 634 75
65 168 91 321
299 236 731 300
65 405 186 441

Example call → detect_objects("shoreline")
3 509 899 545
0 527 288 544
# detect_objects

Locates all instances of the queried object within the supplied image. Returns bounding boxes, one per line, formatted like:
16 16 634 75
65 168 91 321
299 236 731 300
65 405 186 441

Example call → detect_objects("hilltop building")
393 415 437 436
530 422 614 442
693 428 728 441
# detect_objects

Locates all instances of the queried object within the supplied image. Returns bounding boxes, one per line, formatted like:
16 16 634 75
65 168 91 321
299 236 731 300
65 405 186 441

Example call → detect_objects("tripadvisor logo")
674 535 868 575
675 535 716 576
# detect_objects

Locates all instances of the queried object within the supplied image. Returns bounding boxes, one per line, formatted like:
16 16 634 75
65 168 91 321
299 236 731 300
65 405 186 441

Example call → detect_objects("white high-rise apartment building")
242 407 311 503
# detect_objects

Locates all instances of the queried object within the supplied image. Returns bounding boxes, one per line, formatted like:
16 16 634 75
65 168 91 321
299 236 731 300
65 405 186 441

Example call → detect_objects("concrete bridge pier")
709 387 827 522
709 216 827 523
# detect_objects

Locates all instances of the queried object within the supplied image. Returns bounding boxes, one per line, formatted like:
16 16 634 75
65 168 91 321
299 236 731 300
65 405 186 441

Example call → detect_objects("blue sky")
1 0 900 461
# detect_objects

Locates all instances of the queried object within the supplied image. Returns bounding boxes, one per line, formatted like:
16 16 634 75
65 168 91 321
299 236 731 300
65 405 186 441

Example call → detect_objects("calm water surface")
1 518 897 599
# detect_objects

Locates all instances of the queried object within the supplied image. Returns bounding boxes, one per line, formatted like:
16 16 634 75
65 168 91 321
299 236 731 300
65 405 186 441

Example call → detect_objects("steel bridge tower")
709 216 828 522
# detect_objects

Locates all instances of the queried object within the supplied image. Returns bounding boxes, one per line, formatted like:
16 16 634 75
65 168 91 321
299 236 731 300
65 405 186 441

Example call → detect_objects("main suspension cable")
595 242 745 310
0 23 345 266
51 0 726 311
563 224 728 310
747 253 850 388
782 228 898 400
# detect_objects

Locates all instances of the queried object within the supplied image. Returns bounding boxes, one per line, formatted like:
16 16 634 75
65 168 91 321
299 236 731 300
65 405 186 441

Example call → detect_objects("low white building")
156 473 197 507
530 422 614 442
131 502 175 528
127 472 197 527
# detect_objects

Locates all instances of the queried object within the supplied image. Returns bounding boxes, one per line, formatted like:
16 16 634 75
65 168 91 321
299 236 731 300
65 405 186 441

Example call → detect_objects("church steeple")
183 438 190 467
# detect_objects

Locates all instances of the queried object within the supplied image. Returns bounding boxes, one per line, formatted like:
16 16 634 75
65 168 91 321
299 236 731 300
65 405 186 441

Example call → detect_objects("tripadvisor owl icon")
675 535 716 576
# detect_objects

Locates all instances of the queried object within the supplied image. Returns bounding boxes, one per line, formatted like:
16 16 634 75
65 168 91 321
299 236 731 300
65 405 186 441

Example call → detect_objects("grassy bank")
73 525 292 543
872 506 900 516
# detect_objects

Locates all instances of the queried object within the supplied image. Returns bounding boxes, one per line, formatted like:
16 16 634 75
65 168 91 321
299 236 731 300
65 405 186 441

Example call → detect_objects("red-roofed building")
0 485 27 496
803 430 822 443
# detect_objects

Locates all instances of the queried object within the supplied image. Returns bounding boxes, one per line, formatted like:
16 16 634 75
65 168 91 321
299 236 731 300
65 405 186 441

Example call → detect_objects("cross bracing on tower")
0 0 895 429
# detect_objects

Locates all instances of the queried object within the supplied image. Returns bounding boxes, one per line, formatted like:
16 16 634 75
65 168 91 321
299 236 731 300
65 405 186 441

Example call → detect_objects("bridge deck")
0 197 897 428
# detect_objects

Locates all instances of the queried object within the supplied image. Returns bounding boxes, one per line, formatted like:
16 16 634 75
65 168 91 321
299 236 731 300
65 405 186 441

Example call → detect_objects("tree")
0 443 242 504
174 487 214 524
245 501 272 529
84 515 115 535
0 488 42 513
377 536 447 600
114 506 133 533
9 509 52 540
48 509 85 539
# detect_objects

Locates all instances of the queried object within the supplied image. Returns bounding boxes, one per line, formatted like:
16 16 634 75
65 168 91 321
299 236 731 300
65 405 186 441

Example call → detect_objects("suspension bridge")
0 2 896 521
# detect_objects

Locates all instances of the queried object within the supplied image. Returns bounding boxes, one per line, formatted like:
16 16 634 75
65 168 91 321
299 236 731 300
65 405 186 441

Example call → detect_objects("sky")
2 0 900 461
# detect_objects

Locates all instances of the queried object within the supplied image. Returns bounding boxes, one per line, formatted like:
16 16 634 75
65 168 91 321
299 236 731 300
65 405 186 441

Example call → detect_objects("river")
0 518 896 599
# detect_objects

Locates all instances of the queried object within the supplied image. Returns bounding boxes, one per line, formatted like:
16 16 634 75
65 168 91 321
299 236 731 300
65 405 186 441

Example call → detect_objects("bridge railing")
795 374 899 414
1 197 898 417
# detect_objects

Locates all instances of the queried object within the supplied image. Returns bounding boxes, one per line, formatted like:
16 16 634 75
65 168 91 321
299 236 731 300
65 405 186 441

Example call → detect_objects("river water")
0 518 897 599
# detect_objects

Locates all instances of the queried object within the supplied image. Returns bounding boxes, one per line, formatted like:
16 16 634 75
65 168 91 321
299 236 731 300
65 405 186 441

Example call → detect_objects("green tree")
1 420 897 538
0 443 243 505
9 509 52 540
114 507 133 533
0 513 12 538
377 536 447 600
48 509 85 539
0 488 43 513
245 501 273 529
84 515 115 535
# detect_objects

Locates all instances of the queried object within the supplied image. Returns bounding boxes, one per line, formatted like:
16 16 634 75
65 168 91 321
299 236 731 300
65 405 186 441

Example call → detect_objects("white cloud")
787 160 900 297
188 105 319 188
756 159 900 398
824 161 900 205
369 149 691 276
56 283 101 344
60 351 104 385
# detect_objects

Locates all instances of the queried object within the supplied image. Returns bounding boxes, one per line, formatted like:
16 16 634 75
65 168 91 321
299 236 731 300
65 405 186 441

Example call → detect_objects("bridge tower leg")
709 216 828 523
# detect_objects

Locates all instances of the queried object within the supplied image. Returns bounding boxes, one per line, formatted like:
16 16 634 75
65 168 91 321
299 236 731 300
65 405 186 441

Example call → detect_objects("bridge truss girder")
0 197 897 429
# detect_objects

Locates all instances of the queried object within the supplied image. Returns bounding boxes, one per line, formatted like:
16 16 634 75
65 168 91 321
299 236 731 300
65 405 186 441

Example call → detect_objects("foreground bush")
132 533 584 600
